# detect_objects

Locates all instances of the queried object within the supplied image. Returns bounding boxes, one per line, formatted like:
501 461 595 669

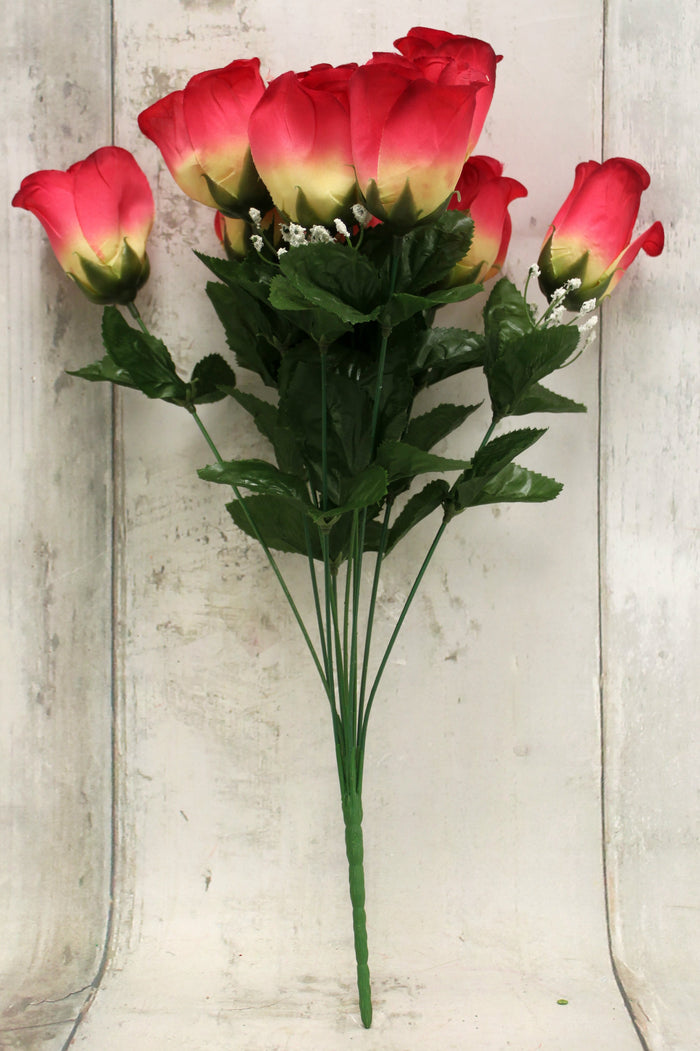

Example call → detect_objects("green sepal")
73 241 150 305
361 178 449 232
291 184 359 228
201 151 272 218
538 232 613 310
100 306 187 401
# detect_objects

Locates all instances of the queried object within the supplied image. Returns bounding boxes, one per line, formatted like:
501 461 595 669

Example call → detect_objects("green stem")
127 299 149 335
358 518 448 787
187 405 330 697
342 789 372 1028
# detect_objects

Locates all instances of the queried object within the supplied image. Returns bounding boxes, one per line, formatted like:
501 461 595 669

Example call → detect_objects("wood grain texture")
4 0 686 1047
602 1 700 1047
0 2 114 1048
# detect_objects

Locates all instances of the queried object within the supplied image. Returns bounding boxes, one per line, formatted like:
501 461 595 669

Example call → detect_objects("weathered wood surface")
1 2 114 1049
2 0 694 1048
601 2 700 1048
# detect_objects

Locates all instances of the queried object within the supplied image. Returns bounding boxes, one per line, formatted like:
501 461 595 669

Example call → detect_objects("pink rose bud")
446 156 527 285
393 28 501 157
348 34 496 228
248 64 359 226
12 146 154 304
538 157 664 309
138 58 270 217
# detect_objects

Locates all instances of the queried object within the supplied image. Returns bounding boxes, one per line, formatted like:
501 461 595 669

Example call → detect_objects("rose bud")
348 56 489 229
138 58 270 218
538 157 664 310
12 146 154 305
393 27 501 156
248 64 359 226
446 156 527 286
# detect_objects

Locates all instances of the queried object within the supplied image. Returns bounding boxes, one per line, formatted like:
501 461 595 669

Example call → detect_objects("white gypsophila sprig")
248 207 262 228
334 218 350 239
277 247 287 257
579 298 597 315
251 234 264 253
351 203 371 227
577 314 599 350
281 222 308 248
528 262 541 279
310 225 333 244
565 276 582 292
547 305 566 325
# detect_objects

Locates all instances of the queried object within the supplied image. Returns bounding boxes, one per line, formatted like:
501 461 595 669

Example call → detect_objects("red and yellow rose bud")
393 28 501 157
446 156 527 286
538 157 664 310
348 56 489 229
12 146 154 305
138 58 270 218
214 212 249 260
248 65 359 226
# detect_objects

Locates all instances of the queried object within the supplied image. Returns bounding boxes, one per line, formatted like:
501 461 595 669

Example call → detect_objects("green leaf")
198 458 310 507
186 354 237 405
226 494 312 558
405 403 481 453
456 462 563 506
483 278 535 360
226 494 353 565
101 306 187 401
229 389 306 476
395 211 475 292
413 326 485 386
486 324 581 418
377 441 471 483
281 361 374 501
206 280 281 386
382 282 482 328
67 353 138 389
275 242 383 324
308 464 388 526
473 428 547 477
268 275 352 343
507 382 587 415
383 479 449 553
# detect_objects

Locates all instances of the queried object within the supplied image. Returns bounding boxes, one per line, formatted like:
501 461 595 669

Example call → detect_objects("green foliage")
70 212 589 564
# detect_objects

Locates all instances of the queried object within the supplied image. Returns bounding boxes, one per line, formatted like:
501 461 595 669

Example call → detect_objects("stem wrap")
342 790 372 1028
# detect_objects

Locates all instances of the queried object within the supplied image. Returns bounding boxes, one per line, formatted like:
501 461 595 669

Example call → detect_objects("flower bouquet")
13 25 663 1028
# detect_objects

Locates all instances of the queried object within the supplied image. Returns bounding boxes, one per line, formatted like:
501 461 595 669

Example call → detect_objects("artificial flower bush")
12 25 663 1029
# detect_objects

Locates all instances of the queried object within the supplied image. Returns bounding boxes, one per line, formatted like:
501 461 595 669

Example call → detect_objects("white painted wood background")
1 1 696 1048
